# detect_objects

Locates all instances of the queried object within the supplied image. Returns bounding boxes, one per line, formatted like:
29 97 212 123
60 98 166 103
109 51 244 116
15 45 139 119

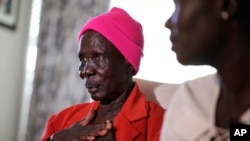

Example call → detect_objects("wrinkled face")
166 0 226 65
78 30 130 102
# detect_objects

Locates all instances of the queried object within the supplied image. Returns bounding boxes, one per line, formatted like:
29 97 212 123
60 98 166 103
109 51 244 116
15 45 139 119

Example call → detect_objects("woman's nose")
165 17 172 29
79 61 95 79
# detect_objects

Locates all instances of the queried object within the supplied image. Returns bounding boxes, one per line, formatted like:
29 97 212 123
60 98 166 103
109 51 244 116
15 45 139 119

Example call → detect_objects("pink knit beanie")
77 7 144 75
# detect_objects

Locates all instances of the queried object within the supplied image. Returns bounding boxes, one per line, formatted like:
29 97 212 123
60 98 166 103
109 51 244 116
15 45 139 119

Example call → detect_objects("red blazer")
41 83 165 141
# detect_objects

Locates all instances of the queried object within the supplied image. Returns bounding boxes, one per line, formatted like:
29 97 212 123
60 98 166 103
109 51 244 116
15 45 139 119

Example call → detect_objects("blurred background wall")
0 0 32 141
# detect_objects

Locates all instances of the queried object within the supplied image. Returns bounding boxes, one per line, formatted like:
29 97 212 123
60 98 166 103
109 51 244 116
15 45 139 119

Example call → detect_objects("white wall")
110 0 216 83
0 0 32 140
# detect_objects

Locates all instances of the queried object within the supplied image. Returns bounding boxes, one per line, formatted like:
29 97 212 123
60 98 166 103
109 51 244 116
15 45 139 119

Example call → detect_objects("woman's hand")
48 110 112 141
50 120 112 141
94 127 116 141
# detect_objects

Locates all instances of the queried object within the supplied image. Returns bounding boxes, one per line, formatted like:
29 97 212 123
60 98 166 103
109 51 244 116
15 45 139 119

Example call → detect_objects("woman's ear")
129 65 135 75
125 61 135 75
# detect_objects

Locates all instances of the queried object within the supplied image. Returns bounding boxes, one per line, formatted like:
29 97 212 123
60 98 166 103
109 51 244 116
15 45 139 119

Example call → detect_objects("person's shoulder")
185 73 218 87
170 73 220 111
181 73 219 98
147 101 165 114
162 74 220 140
178 73 218 94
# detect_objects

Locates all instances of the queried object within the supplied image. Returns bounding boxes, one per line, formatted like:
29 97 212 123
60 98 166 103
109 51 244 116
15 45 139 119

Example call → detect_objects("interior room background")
0 0 216 141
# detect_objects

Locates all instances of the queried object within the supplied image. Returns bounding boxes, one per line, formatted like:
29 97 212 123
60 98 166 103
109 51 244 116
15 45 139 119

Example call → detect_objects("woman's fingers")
96 120 113 136
80 135 95 141
105 120 112 130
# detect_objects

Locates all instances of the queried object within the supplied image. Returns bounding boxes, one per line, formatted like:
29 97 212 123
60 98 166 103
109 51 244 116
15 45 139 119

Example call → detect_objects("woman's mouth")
86 84 99 93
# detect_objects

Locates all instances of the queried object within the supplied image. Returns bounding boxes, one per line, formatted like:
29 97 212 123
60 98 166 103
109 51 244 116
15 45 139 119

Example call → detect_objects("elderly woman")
160 0 250 140
41 7 164 141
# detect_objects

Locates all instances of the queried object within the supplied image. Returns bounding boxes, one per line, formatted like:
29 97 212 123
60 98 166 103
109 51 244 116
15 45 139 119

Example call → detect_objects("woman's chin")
90 93 104 101
90 95 99 101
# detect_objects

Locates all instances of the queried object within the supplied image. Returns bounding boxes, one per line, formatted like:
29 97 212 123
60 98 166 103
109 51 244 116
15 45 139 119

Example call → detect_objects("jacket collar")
118 82 148 121
114 82 148 140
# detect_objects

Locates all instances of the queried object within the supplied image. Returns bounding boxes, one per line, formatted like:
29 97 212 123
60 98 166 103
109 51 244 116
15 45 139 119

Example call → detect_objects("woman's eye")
94 55 104 62
80 57 87 62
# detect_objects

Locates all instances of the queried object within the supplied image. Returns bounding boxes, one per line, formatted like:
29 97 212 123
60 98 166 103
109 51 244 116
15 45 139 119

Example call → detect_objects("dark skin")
50 110 112 141
78 30 134 140
166 0 250 129
50 30 134 141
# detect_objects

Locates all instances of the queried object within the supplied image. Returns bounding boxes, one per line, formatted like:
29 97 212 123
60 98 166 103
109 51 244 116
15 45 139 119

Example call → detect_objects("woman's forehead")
81 31 121 55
